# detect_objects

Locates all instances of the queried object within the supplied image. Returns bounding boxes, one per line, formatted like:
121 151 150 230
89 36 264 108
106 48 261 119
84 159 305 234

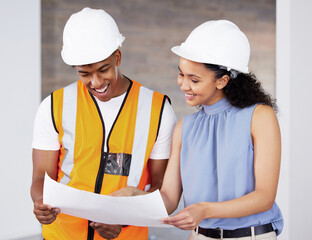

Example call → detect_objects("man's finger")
34 202 52 211
52 208 60 214
35 213 56 224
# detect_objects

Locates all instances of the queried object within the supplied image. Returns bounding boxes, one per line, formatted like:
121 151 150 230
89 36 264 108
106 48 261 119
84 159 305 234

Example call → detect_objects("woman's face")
177 58 226 106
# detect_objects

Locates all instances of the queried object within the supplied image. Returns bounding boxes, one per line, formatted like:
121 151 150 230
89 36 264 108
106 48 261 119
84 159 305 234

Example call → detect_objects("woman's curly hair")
204 63 278 112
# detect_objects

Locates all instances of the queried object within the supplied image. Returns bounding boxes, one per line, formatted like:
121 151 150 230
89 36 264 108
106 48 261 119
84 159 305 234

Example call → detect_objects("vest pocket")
104 153 131 176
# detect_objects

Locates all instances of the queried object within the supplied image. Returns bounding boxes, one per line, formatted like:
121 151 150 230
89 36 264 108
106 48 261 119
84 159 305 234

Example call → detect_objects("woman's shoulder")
253 104 276 113
175 119 184 129
250 104 280 143
226 103 268 127
252 104 277 124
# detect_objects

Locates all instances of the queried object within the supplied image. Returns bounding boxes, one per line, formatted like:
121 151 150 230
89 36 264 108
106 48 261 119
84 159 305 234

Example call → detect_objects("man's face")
76 50 122 102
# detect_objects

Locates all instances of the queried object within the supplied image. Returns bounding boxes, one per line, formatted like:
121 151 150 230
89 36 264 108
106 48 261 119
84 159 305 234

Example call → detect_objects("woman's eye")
192 79 199 83
179 72 184 77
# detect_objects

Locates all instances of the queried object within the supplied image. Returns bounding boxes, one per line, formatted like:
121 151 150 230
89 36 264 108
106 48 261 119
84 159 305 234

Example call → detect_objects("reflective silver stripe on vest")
59 82 77 185
127 86 153 187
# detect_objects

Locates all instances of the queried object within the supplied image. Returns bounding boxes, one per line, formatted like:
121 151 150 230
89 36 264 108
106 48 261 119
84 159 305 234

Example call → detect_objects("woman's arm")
159 119 183 214
163 105 281 229
112 120 184 215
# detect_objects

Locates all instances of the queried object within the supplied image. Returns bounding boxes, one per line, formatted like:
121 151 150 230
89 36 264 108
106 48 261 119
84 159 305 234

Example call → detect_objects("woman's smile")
184 92 196 100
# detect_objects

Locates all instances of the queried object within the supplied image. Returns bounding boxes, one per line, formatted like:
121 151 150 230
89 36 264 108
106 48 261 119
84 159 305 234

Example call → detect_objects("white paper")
43 173 171 227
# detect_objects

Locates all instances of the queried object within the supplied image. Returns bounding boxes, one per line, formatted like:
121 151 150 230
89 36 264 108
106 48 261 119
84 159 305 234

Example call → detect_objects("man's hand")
33 199 60 224
110 186 145 197
90 222 122 239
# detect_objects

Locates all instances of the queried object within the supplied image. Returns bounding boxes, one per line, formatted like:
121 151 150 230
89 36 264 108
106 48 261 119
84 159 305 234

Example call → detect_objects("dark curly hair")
204 63 278 112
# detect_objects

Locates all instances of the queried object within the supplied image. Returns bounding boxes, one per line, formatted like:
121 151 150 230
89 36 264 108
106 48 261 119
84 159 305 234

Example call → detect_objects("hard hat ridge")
171 20 250 74
61 7 125 66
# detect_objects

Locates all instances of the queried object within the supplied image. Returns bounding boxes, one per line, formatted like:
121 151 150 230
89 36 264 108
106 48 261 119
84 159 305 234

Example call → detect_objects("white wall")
276 0 291 239
276 0 312 239
0 1 42 239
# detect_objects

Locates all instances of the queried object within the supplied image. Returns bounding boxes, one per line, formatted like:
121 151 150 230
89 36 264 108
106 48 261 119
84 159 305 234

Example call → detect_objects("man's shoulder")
53 81 78 92
130 79 167 101
131 79 162 93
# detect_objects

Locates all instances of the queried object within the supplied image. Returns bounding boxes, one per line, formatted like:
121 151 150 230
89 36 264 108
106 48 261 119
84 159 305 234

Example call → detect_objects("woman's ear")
216 75 230 89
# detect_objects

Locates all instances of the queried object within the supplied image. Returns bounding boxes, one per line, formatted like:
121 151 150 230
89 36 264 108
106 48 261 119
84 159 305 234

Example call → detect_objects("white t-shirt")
32 92 177 160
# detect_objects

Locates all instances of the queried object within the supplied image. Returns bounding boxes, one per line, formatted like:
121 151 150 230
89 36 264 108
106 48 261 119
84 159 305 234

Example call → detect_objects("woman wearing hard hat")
116 20 283 239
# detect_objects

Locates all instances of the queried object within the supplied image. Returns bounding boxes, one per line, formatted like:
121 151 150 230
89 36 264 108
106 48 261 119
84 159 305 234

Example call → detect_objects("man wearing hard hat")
31 7 176 240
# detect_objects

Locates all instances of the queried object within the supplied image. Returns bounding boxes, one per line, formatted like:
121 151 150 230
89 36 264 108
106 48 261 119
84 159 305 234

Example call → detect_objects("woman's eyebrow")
178 66 201 78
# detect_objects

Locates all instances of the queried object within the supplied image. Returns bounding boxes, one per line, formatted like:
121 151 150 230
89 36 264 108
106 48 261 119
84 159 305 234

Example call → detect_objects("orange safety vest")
43 79 168 240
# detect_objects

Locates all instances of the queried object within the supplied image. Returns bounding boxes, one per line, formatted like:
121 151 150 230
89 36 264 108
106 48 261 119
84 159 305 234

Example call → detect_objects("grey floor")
16 230 189 240
16 228 189 240
14 237 41 240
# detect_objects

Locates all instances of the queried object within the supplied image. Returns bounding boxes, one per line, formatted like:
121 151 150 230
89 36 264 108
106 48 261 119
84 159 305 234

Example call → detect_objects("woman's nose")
179 78 190 91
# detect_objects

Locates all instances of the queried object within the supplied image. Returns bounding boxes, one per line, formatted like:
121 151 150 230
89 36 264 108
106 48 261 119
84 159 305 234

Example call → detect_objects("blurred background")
1 0 312 239
41 0 276 120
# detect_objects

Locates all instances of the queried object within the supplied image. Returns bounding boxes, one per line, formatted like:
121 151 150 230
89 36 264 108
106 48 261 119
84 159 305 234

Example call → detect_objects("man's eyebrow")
178 66 201 78
77 70 89 74
97 63 109 71
77 63 110 74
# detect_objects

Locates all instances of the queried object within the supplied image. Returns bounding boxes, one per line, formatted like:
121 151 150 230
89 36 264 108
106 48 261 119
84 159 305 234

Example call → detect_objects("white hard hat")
171 20 250 73
61 7 125 66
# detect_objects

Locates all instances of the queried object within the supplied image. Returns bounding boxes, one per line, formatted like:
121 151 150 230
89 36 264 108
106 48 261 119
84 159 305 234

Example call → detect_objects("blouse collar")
203 98 232 115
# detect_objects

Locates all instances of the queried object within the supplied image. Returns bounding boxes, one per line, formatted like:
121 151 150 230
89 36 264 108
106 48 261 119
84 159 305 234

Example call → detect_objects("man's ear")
216 75 230 90
114 49 121 66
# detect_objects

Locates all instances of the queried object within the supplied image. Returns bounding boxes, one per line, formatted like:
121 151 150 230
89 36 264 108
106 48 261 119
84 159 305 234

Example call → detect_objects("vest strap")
59 82 77 184
127 86 153 187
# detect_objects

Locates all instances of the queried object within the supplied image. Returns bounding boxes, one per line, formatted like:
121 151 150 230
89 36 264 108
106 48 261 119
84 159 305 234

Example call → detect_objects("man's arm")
146 159 168 192
31 149 60 224
147 99 176 193
32 149 123 238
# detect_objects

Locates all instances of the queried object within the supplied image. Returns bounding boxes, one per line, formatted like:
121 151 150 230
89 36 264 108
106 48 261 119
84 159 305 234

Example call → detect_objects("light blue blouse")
180 98 283 235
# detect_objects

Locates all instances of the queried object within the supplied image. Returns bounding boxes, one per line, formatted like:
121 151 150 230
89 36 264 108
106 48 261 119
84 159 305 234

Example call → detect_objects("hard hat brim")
171 45 249 74
61 37 124 66
171 45 216 66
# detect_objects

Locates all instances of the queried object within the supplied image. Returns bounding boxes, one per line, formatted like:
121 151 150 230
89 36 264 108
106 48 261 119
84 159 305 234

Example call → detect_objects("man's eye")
80 74 89 77
192 79 199 83
100 68 108 73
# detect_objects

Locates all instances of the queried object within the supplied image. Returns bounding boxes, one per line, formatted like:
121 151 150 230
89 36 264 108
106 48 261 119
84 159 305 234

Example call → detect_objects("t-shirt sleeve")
149 99 177 160
32 95 60 150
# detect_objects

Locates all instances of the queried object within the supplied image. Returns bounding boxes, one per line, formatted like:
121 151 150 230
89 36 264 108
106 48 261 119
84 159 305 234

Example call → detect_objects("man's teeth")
95 85 108 93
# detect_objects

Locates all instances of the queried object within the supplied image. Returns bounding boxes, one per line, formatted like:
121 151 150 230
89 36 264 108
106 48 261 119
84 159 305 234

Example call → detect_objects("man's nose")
91 74 102 88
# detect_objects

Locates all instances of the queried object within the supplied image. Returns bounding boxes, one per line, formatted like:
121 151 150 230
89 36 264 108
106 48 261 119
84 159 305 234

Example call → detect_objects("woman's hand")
162 203 205 230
